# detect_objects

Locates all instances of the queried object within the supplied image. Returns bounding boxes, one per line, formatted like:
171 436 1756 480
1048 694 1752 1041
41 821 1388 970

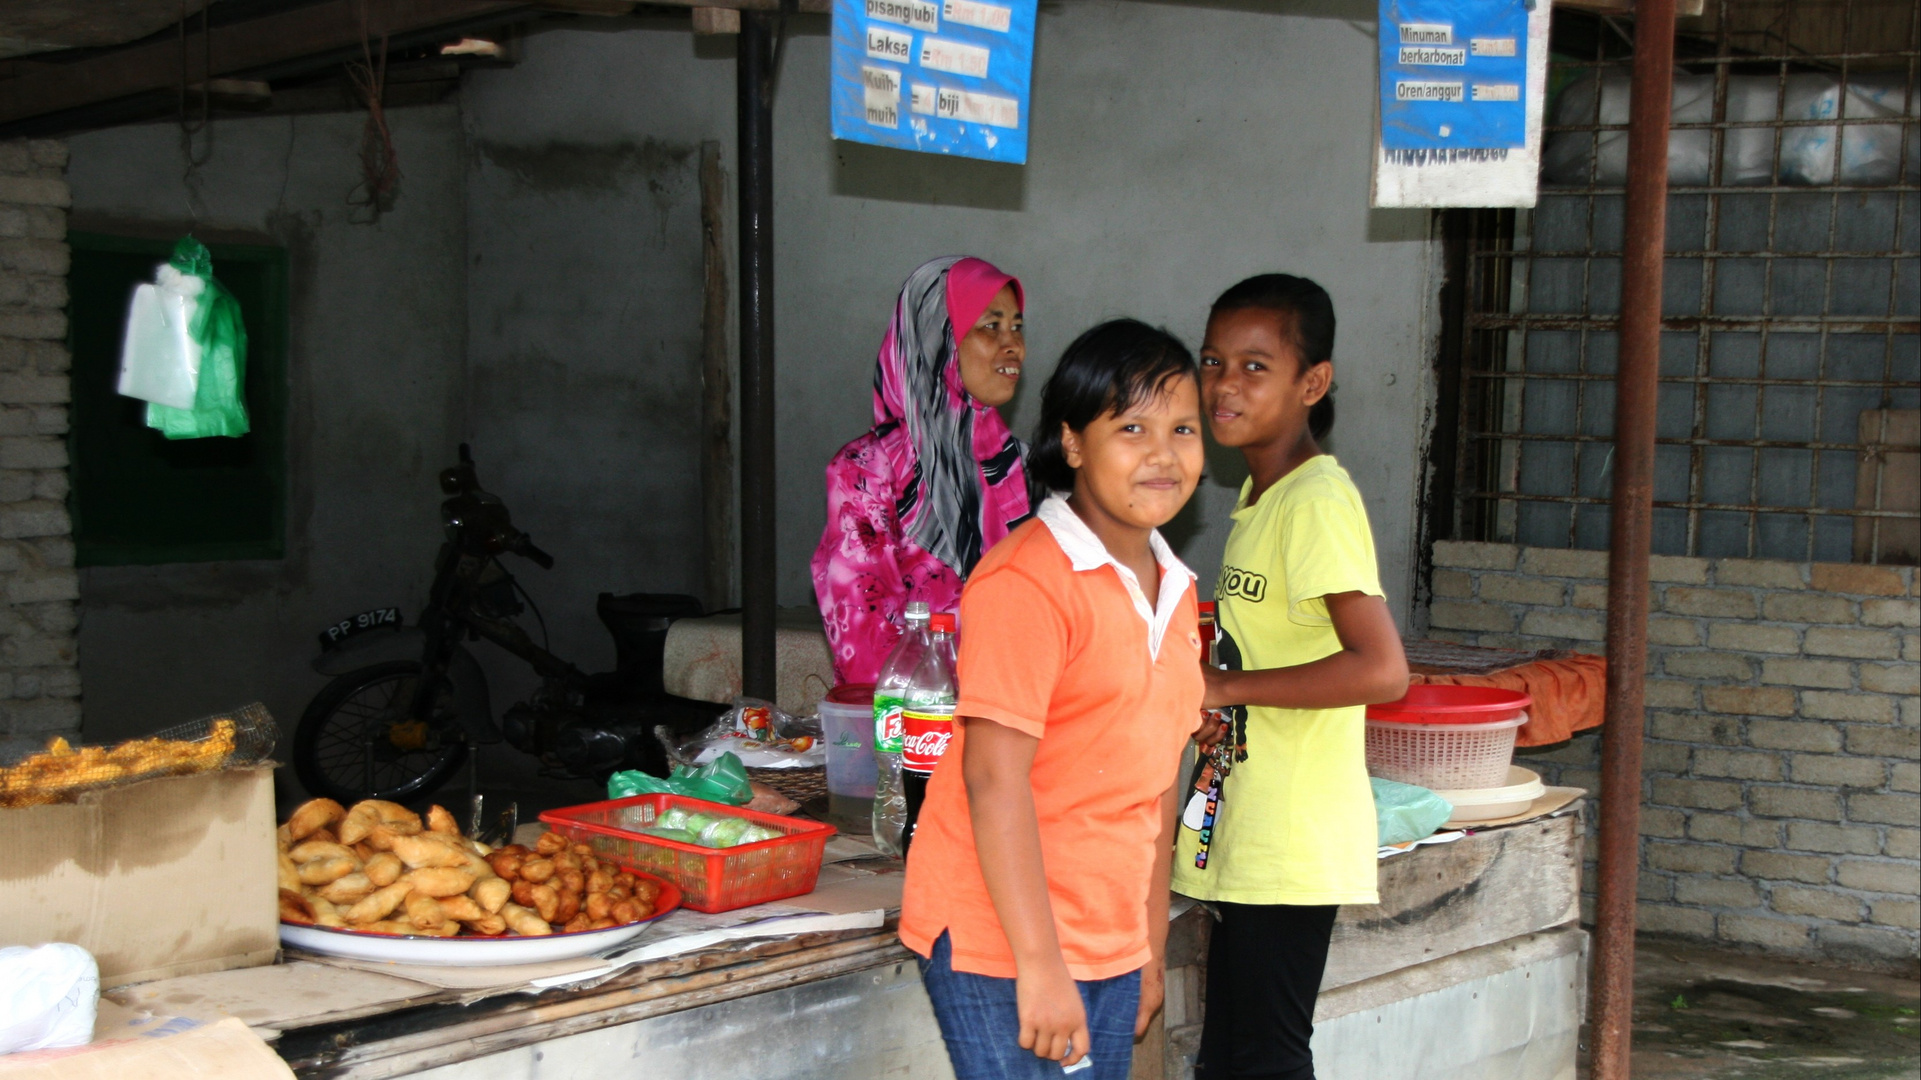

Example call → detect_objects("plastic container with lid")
1365 685 1532 791
819 683 877 833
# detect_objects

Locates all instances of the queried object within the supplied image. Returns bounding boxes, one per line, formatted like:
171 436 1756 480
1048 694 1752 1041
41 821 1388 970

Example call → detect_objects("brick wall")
1427 540 1919 968
0 138 78 755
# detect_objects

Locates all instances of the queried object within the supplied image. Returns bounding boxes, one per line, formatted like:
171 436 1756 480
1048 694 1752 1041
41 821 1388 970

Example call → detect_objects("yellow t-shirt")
1171 455 1383 906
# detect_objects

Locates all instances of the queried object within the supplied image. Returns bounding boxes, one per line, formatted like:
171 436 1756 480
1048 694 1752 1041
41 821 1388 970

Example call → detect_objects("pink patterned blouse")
811 256 1031 686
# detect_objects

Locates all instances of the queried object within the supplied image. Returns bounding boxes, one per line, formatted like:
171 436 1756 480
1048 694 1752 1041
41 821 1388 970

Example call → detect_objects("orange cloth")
1410 653 1607 747
898 519 1203 981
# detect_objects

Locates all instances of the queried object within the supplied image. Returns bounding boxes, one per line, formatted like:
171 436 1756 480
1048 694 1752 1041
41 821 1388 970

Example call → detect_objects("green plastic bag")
145 237 250 439
608 751 753 806
1372 777 1455 846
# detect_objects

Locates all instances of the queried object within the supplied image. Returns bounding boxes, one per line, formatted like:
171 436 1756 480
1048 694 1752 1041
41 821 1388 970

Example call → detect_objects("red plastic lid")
1198 601 1216 615
825 683 875 706
930 613 957 632
1365 685 1531 725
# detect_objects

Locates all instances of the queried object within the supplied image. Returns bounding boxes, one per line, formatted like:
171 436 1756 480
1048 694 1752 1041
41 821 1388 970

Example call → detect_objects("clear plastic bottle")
900 612 958 859
871 602 931 857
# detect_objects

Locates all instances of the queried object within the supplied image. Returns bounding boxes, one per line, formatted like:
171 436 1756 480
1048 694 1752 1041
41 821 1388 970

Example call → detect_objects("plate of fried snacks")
0 703 276 809
277 798 680 966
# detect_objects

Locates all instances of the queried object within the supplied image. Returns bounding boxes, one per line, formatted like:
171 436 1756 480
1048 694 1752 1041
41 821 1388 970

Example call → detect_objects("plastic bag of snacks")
0 703 276 809
658 698 827 770
607 752 753 806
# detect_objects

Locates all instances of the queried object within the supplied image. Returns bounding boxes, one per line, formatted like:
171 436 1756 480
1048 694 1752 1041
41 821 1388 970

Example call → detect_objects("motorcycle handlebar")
514 535 555 569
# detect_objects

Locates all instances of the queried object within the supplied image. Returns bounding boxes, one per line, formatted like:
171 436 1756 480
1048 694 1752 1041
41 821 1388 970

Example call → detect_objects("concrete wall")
461 0 1438 644
53 0 1441 765
64 107 469 750
461 56 713 681
0 138 79 757
1428 540 1921 968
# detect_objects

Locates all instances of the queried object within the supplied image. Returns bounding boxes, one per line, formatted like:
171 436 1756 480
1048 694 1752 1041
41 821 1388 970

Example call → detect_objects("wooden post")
699 140 734 611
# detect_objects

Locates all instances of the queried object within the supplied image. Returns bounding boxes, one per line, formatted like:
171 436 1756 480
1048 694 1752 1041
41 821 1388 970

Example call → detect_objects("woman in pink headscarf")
812 256 1031 686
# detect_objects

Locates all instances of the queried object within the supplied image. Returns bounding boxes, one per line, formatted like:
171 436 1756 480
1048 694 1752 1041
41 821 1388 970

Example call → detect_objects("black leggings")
1195 902 1340 1080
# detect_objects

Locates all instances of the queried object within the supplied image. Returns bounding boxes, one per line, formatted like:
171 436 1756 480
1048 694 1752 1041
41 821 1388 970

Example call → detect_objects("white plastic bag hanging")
116 262 206 411
0 943 99 1054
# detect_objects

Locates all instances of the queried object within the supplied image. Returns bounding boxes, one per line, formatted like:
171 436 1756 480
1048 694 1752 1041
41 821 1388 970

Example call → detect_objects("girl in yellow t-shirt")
1172 274 1410 1080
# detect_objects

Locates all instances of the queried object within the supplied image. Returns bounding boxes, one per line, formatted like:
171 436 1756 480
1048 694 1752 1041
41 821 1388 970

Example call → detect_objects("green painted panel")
67 232 288 566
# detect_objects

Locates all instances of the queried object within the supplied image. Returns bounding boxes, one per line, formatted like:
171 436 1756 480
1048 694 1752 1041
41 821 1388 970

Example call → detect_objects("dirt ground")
1581 938 1921 1080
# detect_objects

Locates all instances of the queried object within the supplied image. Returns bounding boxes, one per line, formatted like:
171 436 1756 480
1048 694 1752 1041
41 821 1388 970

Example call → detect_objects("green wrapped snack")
700 816 751 848
644 826 700 845
656 807 691 831
737 824 781 846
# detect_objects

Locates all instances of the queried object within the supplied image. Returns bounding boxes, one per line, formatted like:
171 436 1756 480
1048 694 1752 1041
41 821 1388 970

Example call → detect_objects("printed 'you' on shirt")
1172 455 1385 907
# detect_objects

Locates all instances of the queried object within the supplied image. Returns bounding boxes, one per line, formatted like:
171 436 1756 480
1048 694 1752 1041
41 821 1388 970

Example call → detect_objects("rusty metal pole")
1590 0 1678 1076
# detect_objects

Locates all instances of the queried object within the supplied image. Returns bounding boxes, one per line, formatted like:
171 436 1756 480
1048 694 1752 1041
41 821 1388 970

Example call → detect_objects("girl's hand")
1135 958 1165 1038
1191 710 1228 749
1197 593 1409 712
1201 665 1238 711
1016 961 1090 1065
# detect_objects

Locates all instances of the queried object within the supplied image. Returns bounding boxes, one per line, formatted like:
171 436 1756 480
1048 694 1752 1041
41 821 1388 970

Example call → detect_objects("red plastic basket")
539 794 836 913
1365 686 1534 790
1365 685 1531 725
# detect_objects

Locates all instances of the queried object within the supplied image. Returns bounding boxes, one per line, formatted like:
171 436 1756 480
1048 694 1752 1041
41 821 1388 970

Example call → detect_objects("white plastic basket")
1365 713 1527 791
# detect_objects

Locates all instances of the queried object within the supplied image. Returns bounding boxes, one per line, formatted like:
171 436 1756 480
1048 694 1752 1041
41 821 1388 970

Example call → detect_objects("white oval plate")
280 878 680 967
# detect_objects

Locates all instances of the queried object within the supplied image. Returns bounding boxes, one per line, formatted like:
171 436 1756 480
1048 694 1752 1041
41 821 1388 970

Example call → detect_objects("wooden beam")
0 0 528 126
1557 0 1706 18
534 0 638 13
638 0 831 12
691 6 743 34
188 79 275 110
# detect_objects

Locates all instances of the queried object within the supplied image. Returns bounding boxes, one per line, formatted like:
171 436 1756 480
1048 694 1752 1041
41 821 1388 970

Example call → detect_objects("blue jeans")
917 931 1142 1080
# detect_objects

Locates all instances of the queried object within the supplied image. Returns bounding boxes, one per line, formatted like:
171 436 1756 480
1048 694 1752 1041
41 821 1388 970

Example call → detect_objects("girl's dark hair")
1210 273 1337 441
1029 319 1198 492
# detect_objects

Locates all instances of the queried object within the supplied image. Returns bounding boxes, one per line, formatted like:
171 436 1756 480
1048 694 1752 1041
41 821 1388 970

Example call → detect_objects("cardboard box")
0 1017 295 1080
0 766 278 987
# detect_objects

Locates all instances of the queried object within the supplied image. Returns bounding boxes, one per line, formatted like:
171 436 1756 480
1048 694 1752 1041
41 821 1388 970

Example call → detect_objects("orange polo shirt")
898 500 1203 980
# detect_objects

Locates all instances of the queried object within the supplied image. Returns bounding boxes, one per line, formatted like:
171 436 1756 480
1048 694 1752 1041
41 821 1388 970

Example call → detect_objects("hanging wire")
346 0 401 223
177 0 214 225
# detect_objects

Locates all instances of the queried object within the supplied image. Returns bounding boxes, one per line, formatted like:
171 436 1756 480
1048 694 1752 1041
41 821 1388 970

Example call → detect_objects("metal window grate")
1444 0 1921 565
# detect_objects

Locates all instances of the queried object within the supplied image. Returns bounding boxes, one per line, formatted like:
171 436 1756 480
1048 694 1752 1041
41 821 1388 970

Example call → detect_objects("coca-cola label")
874 695 905 754
901 706 955 772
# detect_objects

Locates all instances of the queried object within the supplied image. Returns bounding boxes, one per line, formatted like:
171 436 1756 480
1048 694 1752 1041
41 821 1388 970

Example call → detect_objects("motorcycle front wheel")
293 661 470 804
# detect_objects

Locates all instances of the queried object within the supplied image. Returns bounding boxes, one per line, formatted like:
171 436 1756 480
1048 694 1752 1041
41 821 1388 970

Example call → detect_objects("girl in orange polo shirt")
899 319 1206 1079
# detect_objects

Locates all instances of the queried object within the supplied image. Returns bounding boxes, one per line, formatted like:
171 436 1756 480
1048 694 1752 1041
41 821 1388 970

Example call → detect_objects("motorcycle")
291 446 726 804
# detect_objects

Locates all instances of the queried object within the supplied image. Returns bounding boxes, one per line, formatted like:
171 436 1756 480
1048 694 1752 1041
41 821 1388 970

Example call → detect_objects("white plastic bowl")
1433 766 1546 822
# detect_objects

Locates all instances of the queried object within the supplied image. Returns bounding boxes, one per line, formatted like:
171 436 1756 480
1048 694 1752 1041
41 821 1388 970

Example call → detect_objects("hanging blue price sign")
1378 0 1528 151
831 0 1038 164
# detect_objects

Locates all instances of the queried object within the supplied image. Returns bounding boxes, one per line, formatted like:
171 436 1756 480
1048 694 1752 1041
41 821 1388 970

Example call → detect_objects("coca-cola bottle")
871 602 931 857
899 612 958 859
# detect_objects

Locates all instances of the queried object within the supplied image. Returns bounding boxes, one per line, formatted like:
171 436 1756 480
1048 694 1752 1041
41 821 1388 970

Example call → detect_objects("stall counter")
77 801 1582 1080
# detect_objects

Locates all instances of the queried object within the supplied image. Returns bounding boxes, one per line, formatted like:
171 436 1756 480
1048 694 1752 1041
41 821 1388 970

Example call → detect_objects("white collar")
1035 494 1196 659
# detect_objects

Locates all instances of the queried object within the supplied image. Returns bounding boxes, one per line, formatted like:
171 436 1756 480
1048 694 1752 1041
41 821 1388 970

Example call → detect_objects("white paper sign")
1371 0 1552 208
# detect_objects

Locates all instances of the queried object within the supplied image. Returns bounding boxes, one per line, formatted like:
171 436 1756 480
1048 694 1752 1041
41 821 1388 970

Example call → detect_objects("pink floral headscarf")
873 255 1030 575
